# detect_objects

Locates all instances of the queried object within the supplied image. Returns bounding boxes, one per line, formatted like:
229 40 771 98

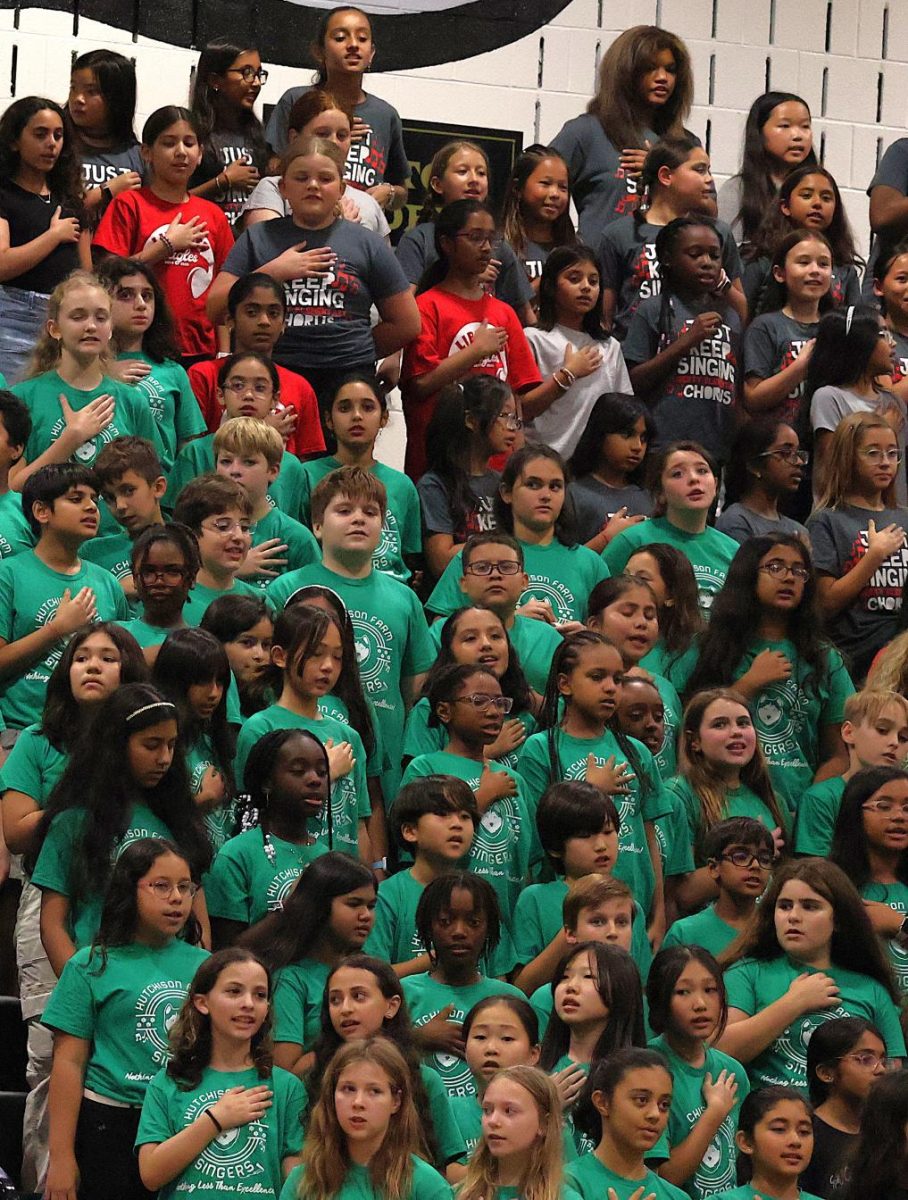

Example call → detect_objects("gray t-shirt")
597 215 742 340
191 129 268 227
743 309 819 426
79 142 144 190
622 292 742 462
550 113 648 243
241 174 390 237
223 215 408 371
569 477 653 544
716 176 744 242
519 238 552 286
715 502 809 546
417 469 501 539
807 502 908 678
864 137 908 302
395 221 533 312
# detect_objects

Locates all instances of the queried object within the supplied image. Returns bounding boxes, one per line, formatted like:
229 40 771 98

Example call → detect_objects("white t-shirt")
241 175 390 239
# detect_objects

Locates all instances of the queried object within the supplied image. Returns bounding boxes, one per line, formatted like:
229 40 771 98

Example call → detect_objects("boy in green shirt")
662 818 774 958
795 688 908 856
0 390 35 560
213 417 319 590
0 464 129 733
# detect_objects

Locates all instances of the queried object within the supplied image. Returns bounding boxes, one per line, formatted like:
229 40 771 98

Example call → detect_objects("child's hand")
324 737 355 779
484 717 527 761
788 970 840 1014
210 1085 273 1131
223 156 260 193
584 753 632 795
478 260 502 291
476 762 518 812
44 1151 79 1200
600 506 647 544
165 212 210 252
350 115 370 144
340 193 364 224
265 406 297 442
564 342 603 381
113 358 153 385
770 826 785 858
52 587 98 635
110 170 142 197
59 392 116 445
471 321 508 360
618 141 651 178
683 311 723 347
270 242 337 283
517 598 556 625
867 519 907 565
238 538 288 579
194 765 226 810
791 338 815 374
702 1069 738 1118
609 1188 656 1200
50 205 81 245
741 648 792 690
551 1061 587 1109
417 1005 465 1055
863 898 906 937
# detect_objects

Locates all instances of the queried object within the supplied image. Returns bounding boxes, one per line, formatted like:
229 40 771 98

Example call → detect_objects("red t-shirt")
93 187 234 358
400 287 541 479
186 358 325 458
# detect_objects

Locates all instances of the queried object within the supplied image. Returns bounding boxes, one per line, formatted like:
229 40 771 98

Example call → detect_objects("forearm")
190 173 226 201
743 364 806 414
673 866 719 915
272 1043 314 1079
357 817 373 868
366 800 387 865
519 374 569 422
629 338 693 395
424 535 460 579
0 231 61 281
2 796 43 855
407 345 487 399
726 281 747 326
392 952 431 978
716 998 802 1062
11 428 94 490
514 928 570 995
0 623 67 681
658 1109 730 1187
47 1055 86 1161
139 1116 220 1190
818 558 887 617
645 820 665 934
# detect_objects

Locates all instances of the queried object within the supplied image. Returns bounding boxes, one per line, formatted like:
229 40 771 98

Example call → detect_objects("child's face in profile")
0 413 25 473
844 703 908 769
567 898 634 951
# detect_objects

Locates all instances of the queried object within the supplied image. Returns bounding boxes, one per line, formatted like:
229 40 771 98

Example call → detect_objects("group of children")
1 6 908 1200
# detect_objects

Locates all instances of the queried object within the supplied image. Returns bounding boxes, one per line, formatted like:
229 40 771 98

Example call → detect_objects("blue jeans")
0 285 49 385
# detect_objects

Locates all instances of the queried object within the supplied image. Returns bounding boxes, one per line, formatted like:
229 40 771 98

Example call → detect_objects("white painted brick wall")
1 0 906 256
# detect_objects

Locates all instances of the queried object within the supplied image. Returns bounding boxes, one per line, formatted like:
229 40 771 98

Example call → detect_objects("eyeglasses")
878 328 897 344
144 880 198 899
202 517 255 537
862 799 908 816
463 560 522 577
716 850 774 870
759 448 809 465
758 560 810 580
453 694 514 713
455 231 495 247
834 1051 897 1070
859 448 903 464
225 66 269 84
496 412 524 431
139 566 188 585
222 380 273 397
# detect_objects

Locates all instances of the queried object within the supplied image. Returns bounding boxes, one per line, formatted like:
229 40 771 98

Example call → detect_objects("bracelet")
205 1108 223 1134
156 232 174 256
553 369 571 392
218 170 229 193
371 857 387 870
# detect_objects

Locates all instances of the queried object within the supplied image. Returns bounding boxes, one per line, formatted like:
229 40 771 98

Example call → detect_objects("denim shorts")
0 285 50 384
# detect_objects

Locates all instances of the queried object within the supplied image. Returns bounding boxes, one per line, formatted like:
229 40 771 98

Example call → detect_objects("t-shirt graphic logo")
448 322 508 380
348 613 393 692
142 223 216 299
186 1088 269 1180
135 979 187 1064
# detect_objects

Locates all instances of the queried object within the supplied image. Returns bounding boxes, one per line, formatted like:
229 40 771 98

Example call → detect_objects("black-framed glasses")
759 448 809 465
226 66 269 84
453 694 514 713
139 566 189 585
716 850 773 870
455 231 494 247
463 560 522 577
758 560 810 580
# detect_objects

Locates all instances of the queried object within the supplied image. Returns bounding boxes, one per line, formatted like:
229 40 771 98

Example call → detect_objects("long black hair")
96 256 181 364
418 606 532 716
68 49 138 147
189 38 269 173
536 245 608 339
200 593 273 718
806 1016 883 1106
500 144 576 258
747 163 860 268
494 443 578 547
722 418 799 507
842 1071 908 1200
804 304 885 401
0 96 83 211
830 766 908 890
568 393 654 485
418 198 492 293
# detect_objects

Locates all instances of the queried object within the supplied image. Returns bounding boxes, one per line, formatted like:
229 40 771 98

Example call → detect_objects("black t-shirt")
0 181 82 293
798 1115 856 1200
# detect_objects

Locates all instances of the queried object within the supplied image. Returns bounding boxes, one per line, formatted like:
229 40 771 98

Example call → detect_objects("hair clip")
845 305 855 334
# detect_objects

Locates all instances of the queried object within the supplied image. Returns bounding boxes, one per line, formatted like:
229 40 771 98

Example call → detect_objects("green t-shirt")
403 698 536 773
183 577 263 627
427 613 564 697
184 730 235 853
726 638 854 812
711 1189 823 1200
602 517 739 618
427 539 611 624
648 1035 750 1199
0 723 67 807
243 506 320 591
234 704 372 855
793 776 847 857
299 456 422 583
641 641 699 695
137 1064 305 1199
266 562 436 798
724 954 907 1090
272 958 331 1050
0 549 129 729
0 489 35 559
662 906 742 958
81 530 133 584
566 1149 689 1200
517 727 671 916
116 351 206 472
280 1156 452 1200
42 939 208 1104
30 802 175 947
653 790 696 879
862 880 908 996
164 433 307 521
650 671 682 779
117 615 181 649
204 830 327 924
667 775 787 863
401 971 525 1097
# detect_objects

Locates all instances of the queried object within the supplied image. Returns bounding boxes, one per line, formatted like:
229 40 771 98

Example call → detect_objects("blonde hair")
26 270 111 378
843 687 908 729
563 874 634 931
458 1066 565 1200
296 1038 423 1200
869 639 908 696
281 134 346 179
813 411 901 512
213 417 283 469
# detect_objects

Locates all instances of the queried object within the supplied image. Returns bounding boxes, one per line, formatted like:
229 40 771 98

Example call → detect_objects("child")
874 239 908 392
29 682 211 974
720 859 905 1092
598 137 745 340
807 411 908 679
741 231 831 428
137 947 306 1199
265 6 410 207
93 106 234 363
517 631 669 935
214 418 320 588
266 466 436 800
551 25 695 241
713 1087 820 1200
171 473 261 624
801 1017 887 1200
300 371 421 583
43 839 208 1200
401 872 525 1098
602 442 739 618
243 852 377 1073
0 464 129 733
208 136 418 406
120 523 202 651
647 946 749 1200
418 378 520 579
795 689 908 857
716 419 810 545
839 1069 908 1200
524 246 633 459
500 144 577 289
11 271 166 489
564 1047 687 1200
683 534 855 813
67 50 143 215
188 39 269 225
0 389 34 557
428 446 610 626
716 91 815 245
98 255 207 471
188 272 324 458
567 393 653 550
627 544 703 691
399 199 544 479
662 818 774 958
200 594 273 717
622 217 741 465
0 96 88 383
830 767 908 996
279 1038 452 1200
